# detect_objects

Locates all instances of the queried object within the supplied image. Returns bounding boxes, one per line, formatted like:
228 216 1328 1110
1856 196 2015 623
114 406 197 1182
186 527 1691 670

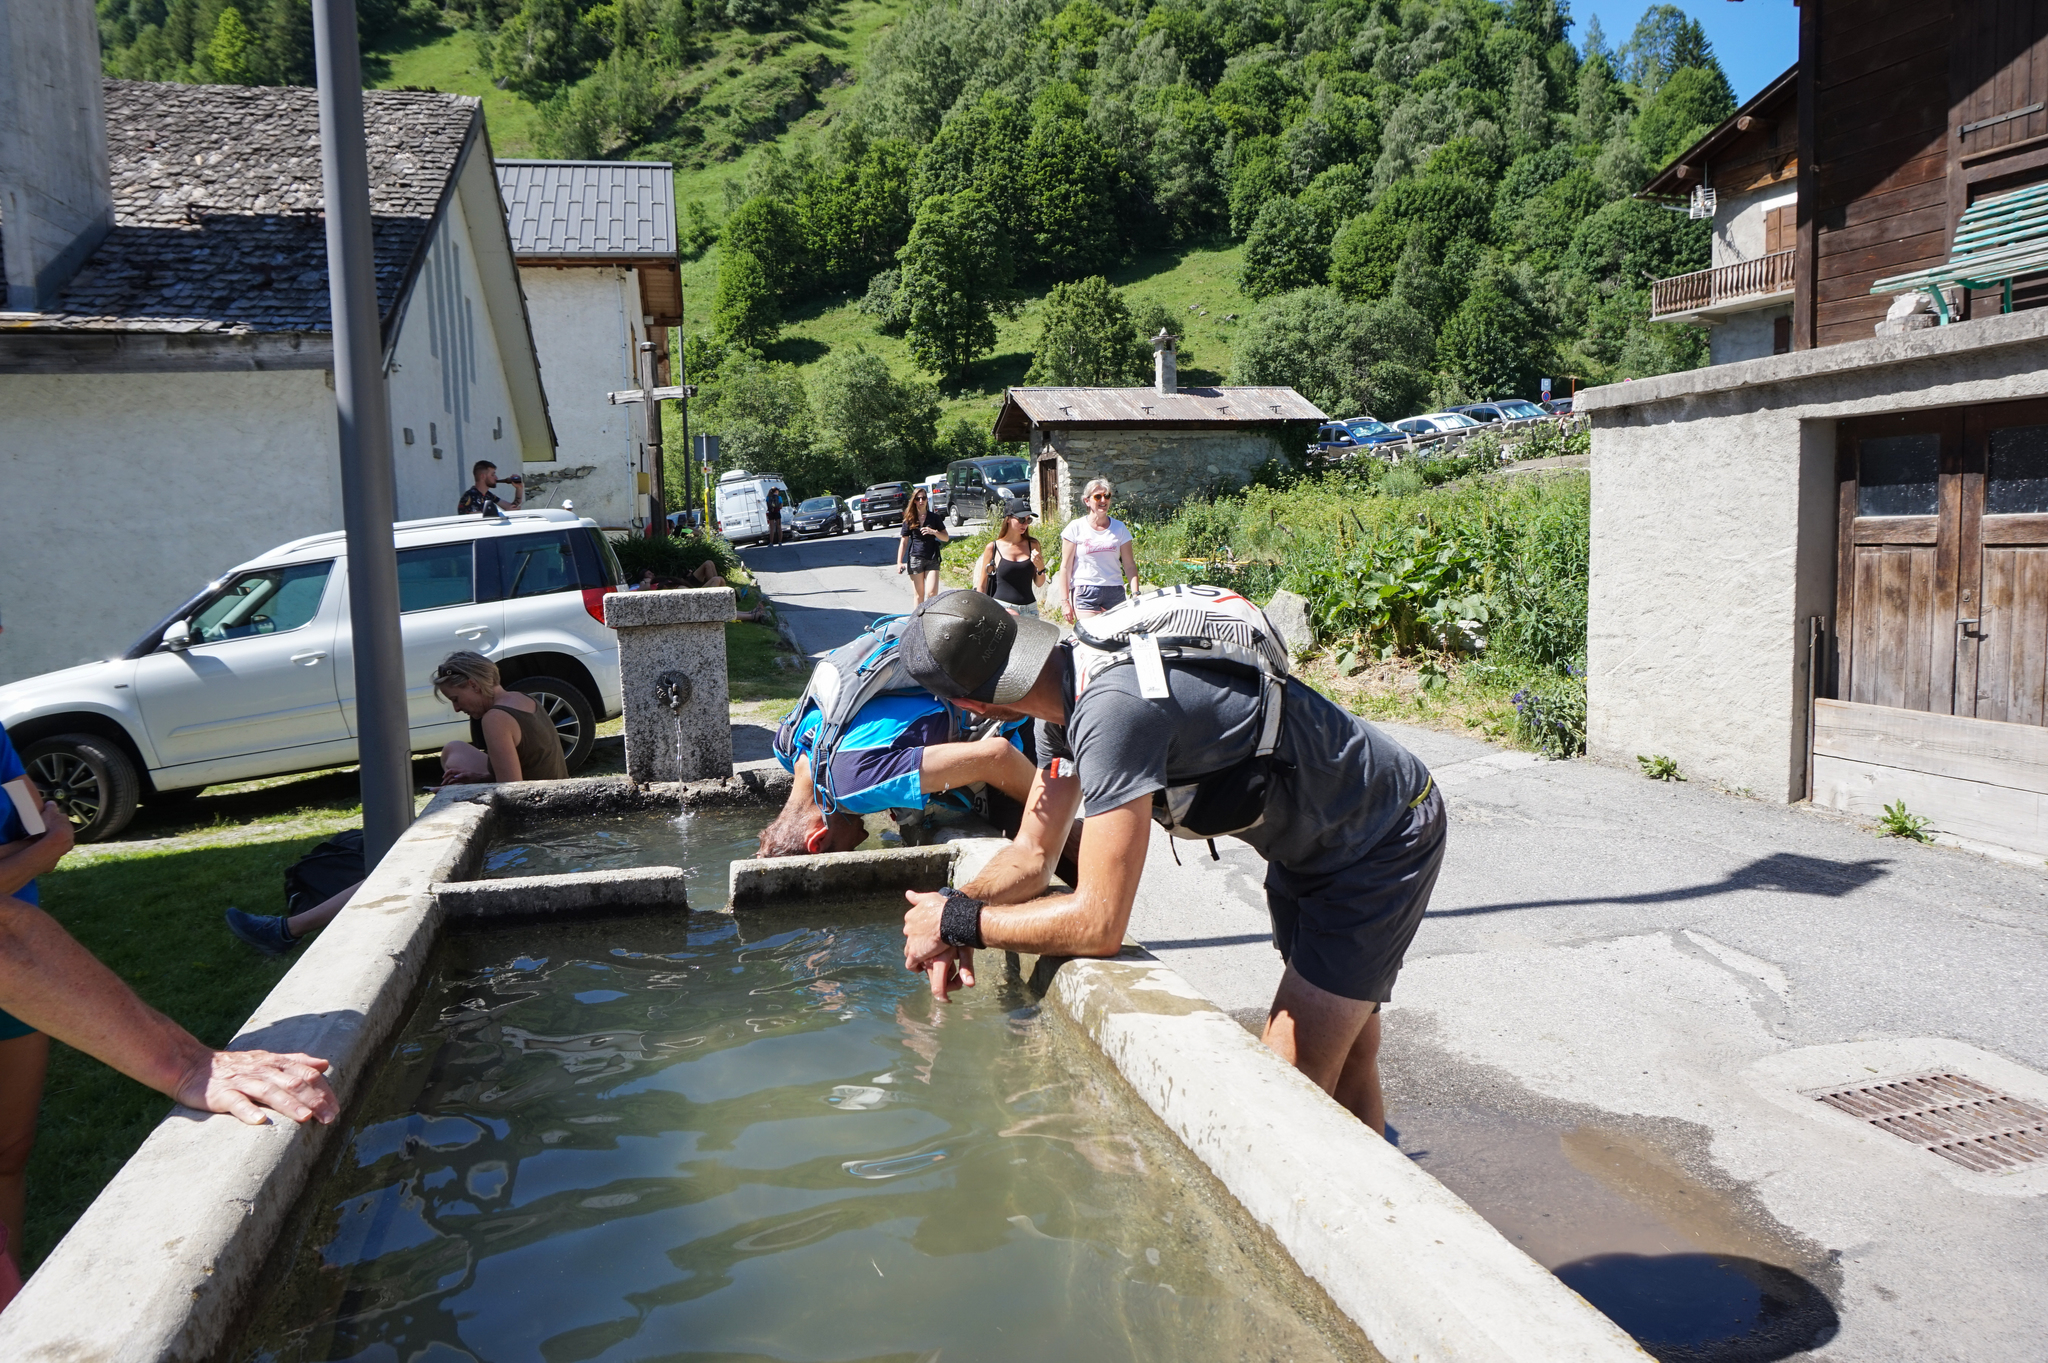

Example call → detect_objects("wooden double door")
1837 400 2048 722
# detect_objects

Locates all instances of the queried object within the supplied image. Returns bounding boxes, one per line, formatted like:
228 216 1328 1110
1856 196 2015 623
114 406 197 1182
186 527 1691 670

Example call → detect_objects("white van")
715 470 791 545
0 509 624 842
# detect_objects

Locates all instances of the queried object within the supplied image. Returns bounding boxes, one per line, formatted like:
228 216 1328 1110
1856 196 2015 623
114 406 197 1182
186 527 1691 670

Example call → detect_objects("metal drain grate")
1813 1072 2048 1173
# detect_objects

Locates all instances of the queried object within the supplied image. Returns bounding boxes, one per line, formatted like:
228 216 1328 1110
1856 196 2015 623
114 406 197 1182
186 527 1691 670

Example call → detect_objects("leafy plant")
1511 670 1586 758
1877 799 1934 843
1637 753 1684 781
609 531 740 583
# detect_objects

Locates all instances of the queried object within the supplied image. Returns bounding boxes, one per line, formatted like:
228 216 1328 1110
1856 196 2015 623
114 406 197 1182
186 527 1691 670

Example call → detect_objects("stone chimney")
1151 327 1178 394
0 0 112 312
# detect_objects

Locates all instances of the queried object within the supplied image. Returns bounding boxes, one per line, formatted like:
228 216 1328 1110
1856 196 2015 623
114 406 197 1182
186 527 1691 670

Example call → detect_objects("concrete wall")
386 188 526 521
514 264 646 529
0 369 341 684
0 0 111 311
1034 426 1284 522
1708 302 1792 366
1581 309 2048 802
1711 187 1796 269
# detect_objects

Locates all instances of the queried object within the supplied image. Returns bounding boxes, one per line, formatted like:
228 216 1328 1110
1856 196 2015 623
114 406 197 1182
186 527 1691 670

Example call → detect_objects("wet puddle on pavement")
1387 1104 1840 1361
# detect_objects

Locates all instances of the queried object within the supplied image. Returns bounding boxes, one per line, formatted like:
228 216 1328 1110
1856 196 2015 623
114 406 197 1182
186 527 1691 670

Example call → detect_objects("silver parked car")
0 509 624 841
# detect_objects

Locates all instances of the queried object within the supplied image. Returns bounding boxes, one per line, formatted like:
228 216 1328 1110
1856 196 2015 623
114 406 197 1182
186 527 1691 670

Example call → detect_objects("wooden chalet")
1579 0 2048 862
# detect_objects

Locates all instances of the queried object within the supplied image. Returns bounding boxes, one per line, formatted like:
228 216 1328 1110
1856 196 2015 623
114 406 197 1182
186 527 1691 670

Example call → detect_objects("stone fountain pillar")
603 588 735 783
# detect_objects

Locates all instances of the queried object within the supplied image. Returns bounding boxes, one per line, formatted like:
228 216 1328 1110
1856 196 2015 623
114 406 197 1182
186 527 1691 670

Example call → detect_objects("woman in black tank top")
973 507 1047 616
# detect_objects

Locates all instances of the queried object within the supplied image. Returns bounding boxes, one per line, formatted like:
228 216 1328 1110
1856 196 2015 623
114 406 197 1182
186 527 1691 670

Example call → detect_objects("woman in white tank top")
1055 477 1138 622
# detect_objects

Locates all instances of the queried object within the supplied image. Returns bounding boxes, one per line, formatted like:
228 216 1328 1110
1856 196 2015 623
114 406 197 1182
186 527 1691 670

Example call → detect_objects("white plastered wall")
1711 187 1796 269
0 369 339 685
1708 304 1793 366
1583 312 2048 801
513 264 646 529
385 187 525 521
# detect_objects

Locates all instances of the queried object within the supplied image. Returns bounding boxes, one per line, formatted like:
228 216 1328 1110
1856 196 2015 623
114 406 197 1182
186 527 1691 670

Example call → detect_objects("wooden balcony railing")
1649 249 1796 318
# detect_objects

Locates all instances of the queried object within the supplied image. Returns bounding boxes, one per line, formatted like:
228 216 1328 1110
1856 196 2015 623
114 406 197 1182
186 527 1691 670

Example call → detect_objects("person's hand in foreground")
0 893 338 1125
173 1047 337 1126
903 889 975 1001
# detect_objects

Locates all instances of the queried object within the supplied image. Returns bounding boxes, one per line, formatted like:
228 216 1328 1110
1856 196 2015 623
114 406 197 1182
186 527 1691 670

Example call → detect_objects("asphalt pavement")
738 530 2048 1362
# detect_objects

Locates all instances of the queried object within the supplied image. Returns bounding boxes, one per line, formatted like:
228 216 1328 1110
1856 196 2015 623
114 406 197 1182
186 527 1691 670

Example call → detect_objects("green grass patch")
25 834 332 1267
369 27 541 155
727 620 805 702
723 237 1254 434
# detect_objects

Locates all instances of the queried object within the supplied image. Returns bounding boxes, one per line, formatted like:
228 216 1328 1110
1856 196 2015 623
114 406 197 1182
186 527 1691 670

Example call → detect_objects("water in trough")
231 899 1372 1362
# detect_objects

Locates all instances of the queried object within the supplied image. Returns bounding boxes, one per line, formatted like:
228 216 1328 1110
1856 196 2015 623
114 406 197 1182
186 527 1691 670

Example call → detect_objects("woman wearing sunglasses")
1054 478 1137 623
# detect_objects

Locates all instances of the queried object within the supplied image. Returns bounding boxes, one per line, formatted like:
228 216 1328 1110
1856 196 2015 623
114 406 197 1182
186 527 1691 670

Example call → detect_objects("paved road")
739 538 2048 1361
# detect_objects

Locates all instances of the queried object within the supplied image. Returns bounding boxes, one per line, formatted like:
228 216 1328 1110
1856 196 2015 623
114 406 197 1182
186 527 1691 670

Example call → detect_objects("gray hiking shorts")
1265 783 1446 1004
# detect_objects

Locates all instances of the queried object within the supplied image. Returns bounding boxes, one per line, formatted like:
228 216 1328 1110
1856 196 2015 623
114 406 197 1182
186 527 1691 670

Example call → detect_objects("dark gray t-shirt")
1035 644 1431 877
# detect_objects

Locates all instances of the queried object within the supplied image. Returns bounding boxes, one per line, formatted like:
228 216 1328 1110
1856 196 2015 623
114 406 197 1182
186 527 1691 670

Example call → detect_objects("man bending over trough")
896 590 1444 1134
756 688 1038 857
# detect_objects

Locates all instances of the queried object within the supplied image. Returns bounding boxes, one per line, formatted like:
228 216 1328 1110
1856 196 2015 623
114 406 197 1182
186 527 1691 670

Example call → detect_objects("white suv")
0 509 625 842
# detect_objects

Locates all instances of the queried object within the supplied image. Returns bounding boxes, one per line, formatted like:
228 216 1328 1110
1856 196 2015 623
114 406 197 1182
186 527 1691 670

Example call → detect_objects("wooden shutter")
1764 205 1795 255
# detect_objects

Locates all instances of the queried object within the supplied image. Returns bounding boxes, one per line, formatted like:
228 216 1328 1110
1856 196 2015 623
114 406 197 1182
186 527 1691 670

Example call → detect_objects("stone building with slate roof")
991 340 1324 521
495 159 682 530
0 59 555 685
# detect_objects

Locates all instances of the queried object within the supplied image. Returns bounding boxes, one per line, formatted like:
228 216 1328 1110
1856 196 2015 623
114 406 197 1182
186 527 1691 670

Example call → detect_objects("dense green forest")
95 0 1737 501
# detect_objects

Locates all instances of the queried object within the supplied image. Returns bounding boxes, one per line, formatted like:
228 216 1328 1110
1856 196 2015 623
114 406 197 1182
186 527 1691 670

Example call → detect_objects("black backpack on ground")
285 829 366 913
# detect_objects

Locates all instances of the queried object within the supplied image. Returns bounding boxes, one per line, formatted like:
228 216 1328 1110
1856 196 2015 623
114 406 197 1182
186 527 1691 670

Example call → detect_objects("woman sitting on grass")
224 651 568 956
625 566 769 622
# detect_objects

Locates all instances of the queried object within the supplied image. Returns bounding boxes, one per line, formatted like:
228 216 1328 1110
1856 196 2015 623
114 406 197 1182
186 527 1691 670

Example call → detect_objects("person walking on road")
893 590 1444 1135
1053 478 1137 623
765 485 788 546
897 486 949 607
973 505 1047 617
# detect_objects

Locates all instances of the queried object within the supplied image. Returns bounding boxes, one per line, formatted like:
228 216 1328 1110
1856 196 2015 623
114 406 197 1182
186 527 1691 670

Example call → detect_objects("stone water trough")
0 593 1649 1363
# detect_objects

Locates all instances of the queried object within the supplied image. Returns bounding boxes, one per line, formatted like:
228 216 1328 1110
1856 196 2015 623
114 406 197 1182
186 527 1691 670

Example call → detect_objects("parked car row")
1312 395 1574 459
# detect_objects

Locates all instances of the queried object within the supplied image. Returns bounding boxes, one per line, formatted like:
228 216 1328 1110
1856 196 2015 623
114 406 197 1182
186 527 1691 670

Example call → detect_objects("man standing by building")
894 591 1444 1134
457 460 523 516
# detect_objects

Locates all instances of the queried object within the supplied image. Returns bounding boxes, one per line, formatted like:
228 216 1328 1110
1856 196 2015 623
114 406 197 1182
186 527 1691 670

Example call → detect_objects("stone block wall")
1032 427 1285 522
1579 310 2048 802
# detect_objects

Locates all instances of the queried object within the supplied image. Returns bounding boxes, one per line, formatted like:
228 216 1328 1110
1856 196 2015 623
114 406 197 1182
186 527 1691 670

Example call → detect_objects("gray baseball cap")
902 590 1063 704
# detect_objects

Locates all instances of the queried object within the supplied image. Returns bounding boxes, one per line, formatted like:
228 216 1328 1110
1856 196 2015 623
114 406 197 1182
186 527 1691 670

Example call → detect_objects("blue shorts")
827 742 928 814
0 1011 34 1042
1073 583 1127 613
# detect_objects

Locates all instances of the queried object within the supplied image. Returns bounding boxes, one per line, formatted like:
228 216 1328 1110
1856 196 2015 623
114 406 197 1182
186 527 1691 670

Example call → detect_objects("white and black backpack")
1070 584 1293 843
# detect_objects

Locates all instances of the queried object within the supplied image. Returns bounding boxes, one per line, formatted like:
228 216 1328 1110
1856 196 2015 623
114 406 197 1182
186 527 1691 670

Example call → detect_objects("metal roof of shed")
993 386 1325 440
495 160 676 259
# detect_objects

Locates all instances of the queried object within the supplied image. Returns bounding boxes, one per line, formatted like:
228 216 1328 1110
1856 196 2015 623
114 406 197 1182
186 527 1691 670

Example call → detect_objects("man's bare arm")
959 763 1081 904
905 796 1150 987
0 895 337 1124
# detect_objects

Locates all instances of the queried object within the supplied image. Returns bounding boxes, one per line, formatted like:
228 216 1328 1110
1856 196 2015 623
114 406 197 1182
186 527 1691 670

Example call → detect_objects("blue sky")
1573 1 1800 103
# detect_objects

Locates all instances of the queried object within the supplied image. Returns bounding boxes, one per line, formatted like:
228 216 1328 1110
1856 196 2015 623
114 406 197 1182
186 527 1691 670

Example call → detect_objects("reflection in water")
234 910 1374 1363
478 807 764 881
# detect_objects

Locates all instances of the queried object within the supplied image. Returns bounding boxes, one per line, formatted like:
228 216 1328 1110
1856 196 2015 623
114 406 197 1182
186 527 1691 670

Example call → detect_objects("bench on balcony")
1871 181 2048 323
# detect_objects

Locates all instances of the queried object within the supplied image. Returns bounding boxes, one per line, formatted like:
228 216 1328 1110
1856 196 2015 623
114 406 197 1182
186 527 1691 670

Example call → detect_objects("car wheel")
514 677 598 774
22 733 140 842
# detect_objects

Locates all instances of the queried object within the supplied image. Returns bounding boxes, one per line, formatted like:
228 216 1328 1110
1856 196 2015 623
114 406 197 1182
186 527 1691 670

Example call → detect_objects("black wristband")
938 888 985 949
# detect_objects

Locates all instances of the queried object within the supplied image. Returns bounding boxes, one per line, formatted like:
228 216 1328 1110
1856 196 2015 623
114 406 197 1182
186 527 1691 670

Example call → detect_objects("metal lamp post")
313 0 413 863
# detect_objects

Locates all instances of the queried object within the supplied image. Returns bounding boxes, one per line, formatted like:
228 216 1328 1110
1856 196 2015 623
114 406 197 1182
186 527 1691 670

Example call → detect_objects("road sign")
1541 377 1552 400
694 434 719 462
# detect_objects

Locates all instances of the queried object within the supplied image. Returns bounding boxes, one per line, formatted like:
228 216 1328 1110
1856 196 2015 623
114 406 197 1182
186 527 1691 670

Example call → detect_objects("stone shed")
991 342 1322 521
